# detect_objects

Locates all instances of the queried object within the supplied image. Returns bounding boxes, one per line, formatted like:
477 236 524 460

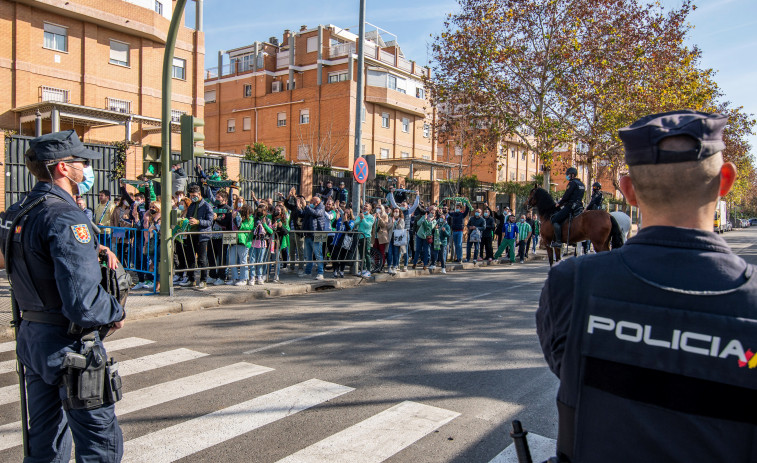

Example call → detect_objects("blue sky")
200 0 756 154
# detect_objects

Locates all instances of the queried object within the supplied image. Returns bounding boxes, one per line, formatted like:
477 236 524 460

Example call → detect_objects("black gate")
170 154 224 189
4 135 119 211
239 160 300 203
312 168 353 198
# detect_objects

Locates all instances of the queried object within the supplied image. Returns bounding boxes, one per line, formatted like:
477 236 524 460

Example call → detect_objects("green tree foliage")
243 142 287 164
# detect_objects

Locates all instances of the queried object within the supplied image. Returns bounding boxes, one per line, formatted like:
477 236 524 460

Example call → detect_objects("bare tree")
295 115 348 167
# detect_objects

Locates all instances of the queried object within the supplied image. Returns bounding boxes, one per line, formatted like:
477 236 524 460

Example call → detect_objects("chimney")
269 36 279 46
282 29 291 46
300 25 307 31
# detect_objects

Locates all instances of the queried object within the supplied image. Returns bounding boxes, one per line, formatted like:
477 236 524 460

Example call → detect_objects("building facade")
0 0 204 147
204 24 449 179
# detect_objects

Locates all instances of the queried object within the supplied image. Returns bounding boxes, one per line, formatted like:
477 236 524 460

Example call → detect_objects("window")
172 57 186 80
401 151 409 159
511 149 516 159
155 0 163 14
109 40 129 67
328 72 348 83
510 170 516 181
416 88 425 99
423 123 430 138
531 151 536 162
44 23 67 52
380 148 390 159
381 113 390 128
243 84 252 97
498 168 506 182
521 150 526 161
401 118 410 133
307 36 318 53
361 106 366 123
227 119 235 132
171 109 185 122
280 148 286 158
204 90 216 103
299 109 309 124
422 154 431 160
277 112 287 127
243 117 251 131
387 75 397 91
107 97 131 113
287 80 296 90
297 144 310 160
455 146 463 157
520 173 526 181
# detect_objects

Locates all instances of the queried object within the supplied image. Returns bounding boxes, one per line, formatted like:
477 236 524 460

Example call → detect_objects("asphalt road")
2 227 756 462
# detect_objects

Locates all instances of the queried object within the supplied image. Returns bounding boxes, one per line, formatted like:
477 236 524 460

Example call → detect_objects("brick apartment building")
204 24 459 180
0 0 205 209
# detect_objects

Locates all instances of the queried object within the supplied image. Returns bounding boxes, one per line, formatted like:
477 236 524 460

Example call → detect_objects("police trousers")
17 323 123 462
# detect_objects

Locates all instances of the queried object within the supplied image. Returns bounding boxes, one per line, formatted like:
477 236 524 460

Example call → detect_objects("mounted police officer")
586 182 603 211
550 167 585 247
582 182 604 253
536 110 757 462
0 130 125 462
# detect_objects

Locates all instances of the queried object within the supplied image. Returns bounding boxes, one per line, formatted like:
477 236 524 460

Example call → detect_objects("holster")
60 333 123 410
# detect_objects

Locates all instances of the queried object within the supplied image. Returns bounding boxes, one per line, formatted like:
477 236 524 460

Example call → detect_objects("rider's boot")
551 222 563 248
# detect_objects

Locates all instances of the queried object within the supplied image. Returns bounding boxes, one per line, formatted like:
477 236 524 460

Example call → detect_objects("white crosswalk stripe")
488 432 557 463
1 339 464 462
0 341 15 354
121 379 355 463
0 362 273 452
278 401 460 463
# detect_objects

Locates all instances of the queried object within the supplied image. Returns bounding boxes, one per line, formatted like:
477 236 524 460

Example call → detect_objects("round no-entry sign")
353 156 369 184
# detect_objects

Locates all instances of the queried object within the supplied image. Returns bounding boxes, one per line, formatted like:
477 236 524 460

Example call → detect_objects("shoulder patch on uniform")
71 224 91 243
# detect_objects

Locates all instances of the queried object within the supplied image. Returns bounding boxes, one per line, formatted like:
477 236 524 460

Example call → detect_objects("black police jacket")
537 227 757 462
558 179 585 208
587 190 603 210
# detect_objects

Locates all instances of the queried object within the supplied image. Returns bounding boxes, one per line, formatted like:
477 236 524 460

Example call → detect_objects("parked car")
750 218 757 226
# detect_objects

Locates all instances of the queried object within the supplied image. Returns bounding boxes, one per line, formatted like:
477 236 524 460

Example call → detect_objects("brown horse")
526 186 623 266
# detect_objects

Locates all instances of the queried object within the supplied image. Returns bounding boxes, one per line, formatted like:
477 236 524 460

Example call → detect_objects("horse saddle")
570 204 584 218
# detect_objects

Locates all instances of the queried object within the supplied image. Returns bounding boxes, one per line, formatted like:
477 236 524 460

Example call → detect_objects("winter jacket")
301 202 329 232
354 213 375 239
447 203 470 231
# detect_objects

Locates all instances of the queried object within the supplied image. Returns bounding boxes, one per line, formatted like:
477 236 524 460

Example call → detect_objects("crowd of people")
88 169 540 291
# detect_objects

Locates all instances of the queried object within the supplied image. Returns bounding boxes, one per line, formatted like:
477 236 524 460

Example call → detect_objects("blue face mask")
178 204 185 211
475 212 480 217
566 175 571 181
66 163 95 195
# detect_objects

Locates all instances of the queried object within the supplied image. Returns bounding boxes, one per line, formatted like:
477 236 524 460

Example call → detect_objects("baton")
510 420 533 463
10 294 31 456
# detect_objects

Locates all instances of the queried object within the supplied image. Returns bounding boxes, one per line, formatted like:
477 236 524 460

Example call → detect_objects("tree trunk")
542 166 551 191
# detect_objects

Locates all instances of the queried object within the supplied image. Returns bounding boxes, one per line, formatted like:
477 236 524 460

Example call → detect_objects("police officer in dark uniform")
0 130 125 462
550 167 585 247
536 110 756 462
582 182 604 253
586 182 603 211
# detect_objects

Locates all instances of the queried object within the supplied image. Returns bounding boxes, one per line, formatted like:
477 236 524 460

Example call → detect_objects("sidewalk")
0 252 546 340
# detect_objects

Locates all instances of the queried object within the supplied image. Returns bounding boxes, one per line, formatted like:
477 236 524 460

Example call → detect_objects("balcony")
365 86 427 117
106 97 131 114
329 42 355 58
41 86 69 103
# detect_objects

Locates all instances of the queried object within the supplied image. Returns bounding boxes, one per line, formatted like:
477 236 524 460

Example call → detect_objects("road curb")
0 252 547 341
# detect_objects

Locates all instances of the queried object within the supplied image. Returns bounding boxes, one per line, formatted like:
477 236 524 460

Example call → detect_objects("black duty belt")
21 311 70 327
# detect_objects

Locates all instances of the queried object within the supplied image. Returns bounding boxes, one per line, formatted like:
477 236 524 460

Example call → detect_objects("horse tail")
609 215 624 249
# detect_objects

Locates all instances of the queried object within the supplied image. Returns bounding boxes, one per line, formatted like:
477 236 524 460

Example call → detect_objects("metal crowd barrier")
98 226 159 294
171 229 367 283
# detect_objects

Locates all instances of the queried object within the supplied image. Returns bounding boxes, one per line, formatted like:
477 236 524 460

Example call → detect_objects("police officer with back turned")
550 167 585 247
536 110 757 462
0 130 125 462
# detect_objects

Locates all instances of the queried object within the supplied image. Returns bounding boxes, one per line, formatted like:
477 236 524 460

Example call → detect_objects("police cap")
27 130 102 163
618 110 727 166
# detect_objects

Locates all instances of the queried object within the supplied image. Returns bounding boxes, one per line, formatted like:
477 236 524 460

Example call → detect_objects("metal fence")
172 229 367 284
97 226 159 293
239 160 301 203
169 154 224 189
312 169 352 198
4 135 120 211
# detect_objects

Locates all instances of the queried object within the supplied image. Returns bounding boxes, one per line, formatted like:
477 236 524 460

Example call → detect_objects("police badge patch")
71 224 91 243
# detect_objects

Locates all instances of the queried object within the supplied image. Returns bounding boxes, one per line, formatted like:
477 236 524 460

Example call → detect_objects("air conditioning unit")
272 81 282 93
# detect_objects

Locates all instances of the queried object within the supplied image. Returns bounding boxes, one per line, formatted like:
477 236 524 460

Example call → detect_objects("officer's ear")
718 162 737 198
619 175 638 206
